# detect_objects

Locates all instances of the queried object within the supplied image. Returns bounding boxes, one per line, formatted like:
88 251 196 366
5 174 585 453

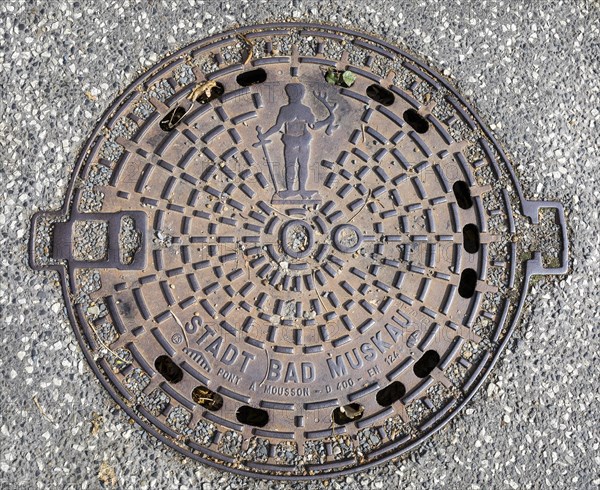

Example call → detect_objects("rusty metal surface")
29 23 568 479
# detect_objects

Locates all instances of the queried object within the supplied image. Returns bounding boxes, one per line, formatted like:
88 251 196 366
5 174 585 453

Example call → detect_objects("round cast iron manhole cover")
29 23 568 479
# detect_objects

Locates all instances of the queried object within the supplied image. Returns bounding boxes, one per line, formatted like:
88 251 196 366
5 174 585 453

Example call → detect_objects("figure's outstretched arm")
310 110 337 133
262 109 287 138
309 104 330 129
311 118 329 130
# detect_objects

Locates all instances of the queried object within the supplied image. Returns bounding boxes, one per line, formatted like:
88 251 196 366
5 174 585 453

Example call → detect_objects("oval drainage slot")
236 68 267 87
458 268 478 298
159 106 188 131
366 84 395 106
332 403 364 425
453 181 473 209
376 381 406 406
194 81 225 104
413 350 441 378
154 355 183 383
192 386 223 411
236 405 269 427
463 223 480 253
403 108 429 133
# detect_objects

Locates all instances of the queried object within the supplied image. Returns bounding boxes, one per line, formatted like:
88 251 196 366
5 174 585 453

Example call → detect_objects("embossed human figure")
257 83 336 199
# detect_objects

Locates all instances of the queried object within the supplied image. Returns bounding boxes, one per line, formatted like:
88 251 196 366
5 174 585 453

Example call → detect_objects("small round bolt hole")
236 405 269 427
376 381 406 406
332 403 364 425
154 355 183 383
192 386 223 411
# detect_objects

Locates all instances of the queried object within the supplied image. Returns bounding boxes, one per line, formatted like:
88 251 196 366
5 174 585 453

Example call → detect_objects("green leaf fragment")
342 70 356 87
324 69 356 87
325 70 338 85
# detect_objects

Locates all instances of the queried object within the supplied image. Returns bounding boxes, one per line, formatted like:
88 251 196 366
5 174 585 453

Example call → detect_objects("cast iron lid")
30 23 568 479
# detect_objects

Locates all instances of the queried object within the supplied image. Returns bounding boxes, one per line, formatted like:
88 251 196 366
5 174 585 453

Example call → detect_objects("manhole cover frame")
28 22 568 480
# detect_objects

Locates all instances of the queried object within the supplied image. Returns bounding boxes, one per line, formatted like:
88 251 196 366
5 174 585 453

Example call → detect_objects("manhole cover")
30 23 568 479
